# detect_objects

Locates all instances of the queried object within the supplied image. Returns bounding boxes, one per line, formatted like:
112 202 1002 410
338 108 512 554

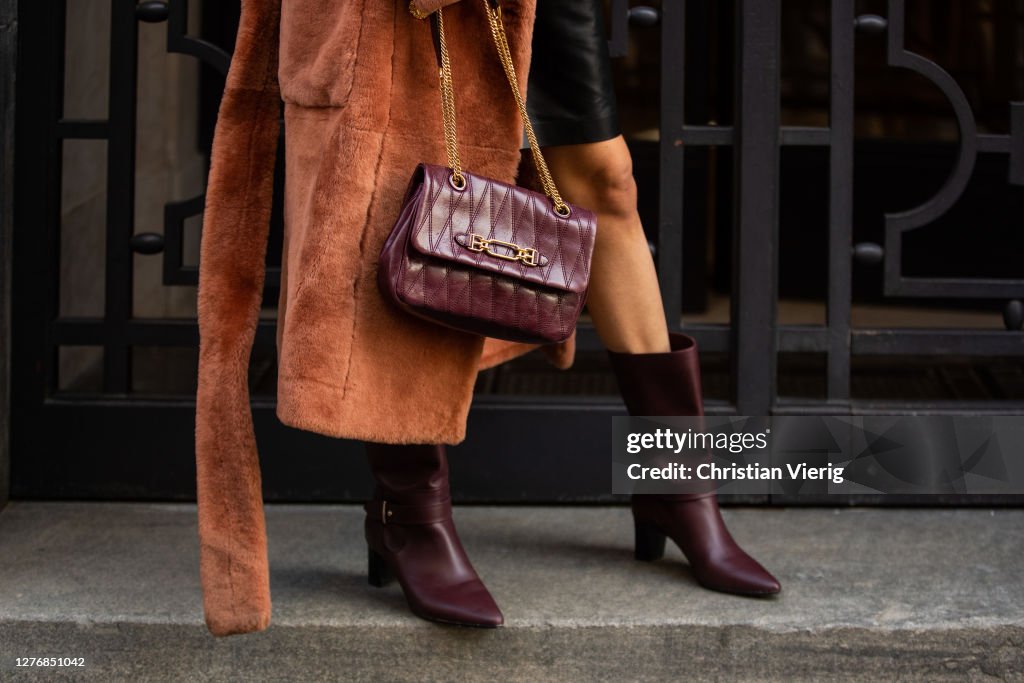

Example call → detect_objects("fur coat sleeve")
195 0 575 637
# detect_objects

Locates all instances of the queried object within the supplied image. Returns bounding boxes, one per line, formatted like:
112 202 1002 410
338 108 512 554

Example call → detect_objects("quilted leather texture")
378 163 597 344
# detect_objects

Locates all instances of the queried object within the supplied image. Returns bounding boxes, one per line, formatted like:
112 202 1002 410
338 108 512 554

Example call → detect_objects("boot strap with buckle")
364 498 452 525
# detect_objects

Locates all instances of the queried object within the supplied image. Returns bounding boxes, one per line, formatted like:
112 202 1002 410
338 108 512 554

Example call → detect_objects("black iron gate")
11 0 1024 503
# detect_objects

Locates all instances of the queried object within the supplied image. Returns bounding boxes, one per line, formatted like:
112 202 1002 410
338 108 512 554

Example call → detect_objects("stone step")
0 502 1021 681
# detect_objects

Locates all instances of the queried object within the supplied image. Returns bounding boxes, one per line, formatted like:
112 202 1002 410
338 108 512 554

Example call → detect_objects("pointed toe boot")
632 494 782 595
363 442 504 627
608 332 782 597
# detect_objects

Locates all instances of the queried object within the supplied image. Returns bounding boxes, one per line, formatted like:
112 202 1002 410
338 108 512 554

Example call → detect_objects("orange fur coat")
196 0 575 637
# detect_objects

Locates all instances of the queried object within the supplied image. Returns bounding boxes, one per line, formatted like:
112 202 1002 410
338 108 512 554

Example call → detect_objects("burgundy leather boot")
363 442 504 626
607 332 781 596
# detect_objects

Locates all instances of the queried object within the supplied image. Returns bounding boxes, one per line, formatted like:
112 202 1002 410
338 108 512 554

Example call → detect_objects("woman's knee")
577 155 638 220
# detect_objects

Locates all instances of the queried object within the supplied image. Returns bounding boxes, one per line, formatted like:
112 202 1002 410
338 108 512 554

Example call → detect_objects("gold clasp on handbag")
467 233 540 266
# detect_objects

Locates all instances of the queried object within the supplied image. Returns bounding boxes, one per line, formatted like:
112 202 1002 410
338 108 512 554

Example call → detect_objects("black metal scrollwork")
882 0 1023 300
156 0 233 286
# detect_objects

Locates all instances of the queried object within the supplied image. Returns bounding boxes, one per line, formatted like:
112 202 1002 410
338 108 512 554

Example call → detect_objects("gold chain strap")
435 7 465 188
430 1 570 216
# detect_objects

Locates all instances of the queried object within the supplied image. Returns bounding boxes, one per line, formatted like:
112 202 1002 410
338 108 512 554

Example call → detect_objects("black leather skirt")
523 0 621 148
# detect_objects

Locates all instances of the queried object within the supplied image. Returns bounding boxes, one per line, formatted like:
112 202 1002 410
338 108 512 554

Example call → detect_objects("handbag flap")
407 164 596 295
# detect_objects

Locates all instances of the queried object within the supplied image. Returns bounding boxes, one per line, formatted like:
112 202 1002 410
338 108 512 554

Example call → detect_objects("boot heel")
367 547 394 587
634 522 667 562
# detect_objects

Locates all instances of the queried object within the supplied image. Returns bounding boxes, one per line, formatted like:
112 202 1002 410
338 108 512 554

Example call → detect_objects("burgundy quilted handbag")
378 0 596 345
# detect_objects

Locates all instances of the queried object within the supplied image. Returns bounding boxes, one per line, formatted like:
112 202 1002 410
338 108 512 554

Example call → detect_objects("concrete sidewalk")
0 502 1021 681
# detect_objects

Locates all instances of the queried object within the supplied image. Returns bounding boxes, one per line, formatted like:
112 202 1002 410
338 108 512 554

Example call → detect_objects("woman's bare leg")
540 135 670 354
542 136 782 595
